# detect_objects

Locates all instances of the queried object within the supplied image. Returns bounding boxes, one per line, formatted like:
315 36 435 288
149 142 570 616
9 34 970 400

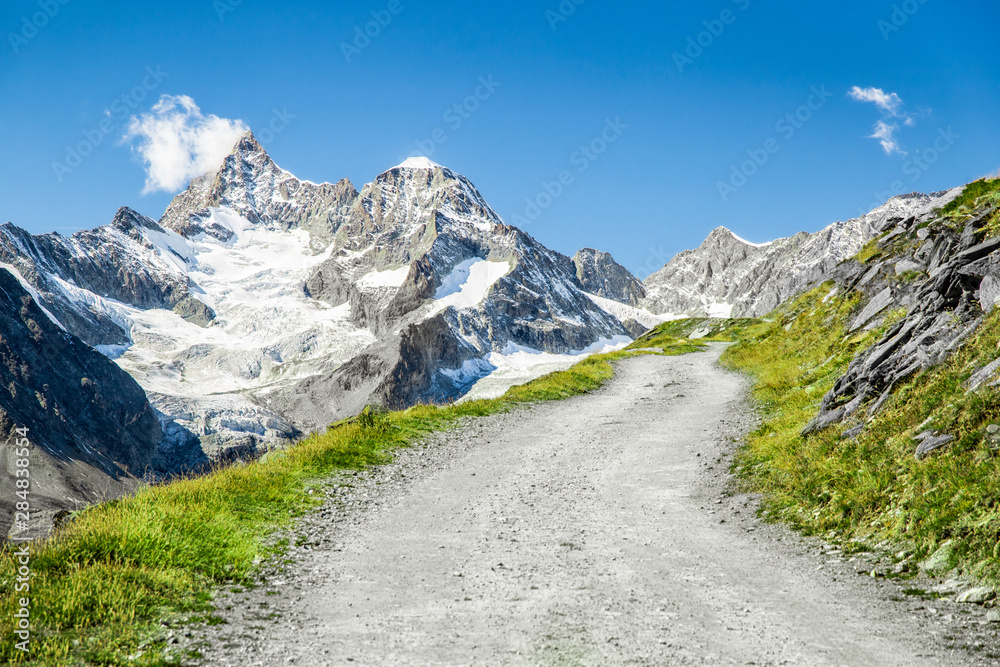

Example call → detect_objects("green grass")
940 177 1000 219
0 343 695 665
630 317 758 347
857 239 883 264
722 284 1000 583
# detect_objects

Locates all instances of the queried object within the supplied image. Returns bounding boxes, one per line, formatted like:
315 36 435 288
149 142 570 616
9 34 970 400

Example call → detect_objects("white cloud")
124 95 249 194
848 86 904 116
849 86 919 155
869 120 903 155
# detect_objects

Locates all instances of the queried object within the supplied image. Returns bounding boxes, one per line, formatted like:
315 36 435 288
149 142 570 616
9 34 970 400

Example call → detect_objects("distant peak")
710 226 773 249
394 156 443 171
232 130 264 155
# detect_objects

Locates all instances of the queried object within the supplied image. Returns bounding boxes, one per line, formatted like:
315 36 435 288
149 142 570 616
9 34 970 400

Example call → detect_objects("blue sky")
2 0 998 277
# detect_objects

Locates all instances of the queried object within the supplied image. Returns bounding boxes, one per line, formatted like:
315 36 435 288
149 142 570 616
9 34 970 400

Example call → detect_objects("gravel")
188 344 1000 666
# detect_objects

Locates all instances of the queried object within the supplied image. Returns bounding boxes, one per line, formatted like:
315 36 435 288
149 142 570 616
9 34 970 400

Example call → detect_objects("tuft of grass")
940 178 1000 219
856 239 883 264
630 317 758 350
0 341 699 665
723 284 1000 584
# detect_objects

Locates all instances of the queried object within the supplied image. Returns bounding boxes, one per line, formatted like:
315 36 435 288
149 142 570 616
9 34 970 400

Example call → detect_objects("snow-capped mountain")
641 190 963 318
0 135 637 470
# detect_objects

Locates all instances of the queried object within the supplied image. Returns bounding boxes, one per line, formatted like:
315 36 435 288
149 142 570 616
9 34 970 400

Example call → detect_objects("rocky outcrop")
572 248 646 306
802 198 1000 449
0 268 162 538
642 191 962 318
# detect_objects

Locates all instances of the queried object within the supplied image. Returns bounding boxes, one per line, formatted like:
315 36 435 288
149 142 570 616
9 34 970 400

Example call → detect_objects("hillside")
649 177 1000 589
641 191 962 318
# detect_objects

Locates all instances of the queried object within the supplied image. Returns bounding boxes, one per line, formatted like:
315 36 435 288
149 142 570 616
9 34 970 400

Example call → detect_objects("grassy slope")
0 336 702 666
941 177 1000 238
721 284 1000 585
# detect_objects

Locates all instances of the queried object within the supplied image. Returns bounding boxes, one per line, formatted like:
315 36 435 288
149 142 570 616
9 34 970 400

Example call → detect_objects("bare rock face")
642 191 963 318
0 208 213 345
0 268 162 538
572 248 646 306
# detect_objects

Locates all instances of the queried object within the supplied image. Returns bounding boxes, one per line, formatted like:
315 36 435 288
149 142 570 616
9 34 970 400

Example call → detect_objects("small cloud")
849 86 918 155
124 95 249 194
869 121 903 155
848 86 904 116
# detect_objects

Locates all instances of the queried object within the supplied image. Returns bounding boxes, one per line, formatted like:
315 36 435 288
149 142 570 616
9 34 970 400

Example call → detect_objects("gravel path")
193 345 998 666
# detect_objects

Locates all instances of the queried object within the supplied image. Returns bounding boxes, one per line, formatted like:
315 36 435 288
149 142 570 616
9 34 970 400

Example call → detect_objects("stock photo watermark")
717 84 832 202
410 76 501 159
878 0 930 40
636 244 673 280
673 0 751 73
341 0 404 64
509 117 627 227
546 0 586 31
214 0 242 21
10 426 33 654
51 66 169 183
7 0 70 54
858 126 959 214
256 107 296 145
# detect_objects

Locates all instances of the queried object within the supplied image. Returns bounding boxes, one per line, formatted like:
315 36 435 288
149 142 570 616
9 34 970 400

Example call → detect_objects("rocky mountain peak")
392 156 444 171
572 248 646 307
111 206 164 235
158 132 358 248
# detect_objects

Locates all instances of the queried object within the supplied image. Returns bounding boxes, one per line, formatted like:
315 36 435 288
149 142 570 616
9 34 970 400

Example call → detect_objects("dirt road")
196 345 993 666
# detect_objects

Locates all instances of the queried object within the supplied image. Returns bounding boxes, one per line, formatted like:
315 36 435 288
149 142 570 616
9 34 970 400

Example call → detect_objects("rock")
956 587 996 604
987 609 1000 623
987 424 1000 435
895 260 924 276
920 541 955 575
849 288 894 332
620 318 649 338
641 192 957 318
969 358 1000 392
980 275 1000 313
172 295 216 327
841 424 864 440
932 578 969 595
0 268 162 538
916 434 955 459
572 248 646 306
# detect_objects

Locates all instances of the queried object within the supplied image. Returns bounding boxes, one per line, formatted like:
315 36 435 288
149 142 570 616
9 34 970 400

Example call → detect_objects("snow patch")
395 156 443 171
459 336 631 402
0 262 66 330
584 292 674 330
357 266 410 289
439 357 497 385
430 258 511 314
723 227 775 248
706 302 734 319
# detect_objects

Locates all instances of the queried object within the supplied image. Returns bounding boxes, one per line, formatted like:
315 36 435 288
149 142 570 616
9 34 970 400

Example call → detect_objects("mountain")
0 268 162 538
641 191 963 318
572 248 647 307
0 137 635 475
